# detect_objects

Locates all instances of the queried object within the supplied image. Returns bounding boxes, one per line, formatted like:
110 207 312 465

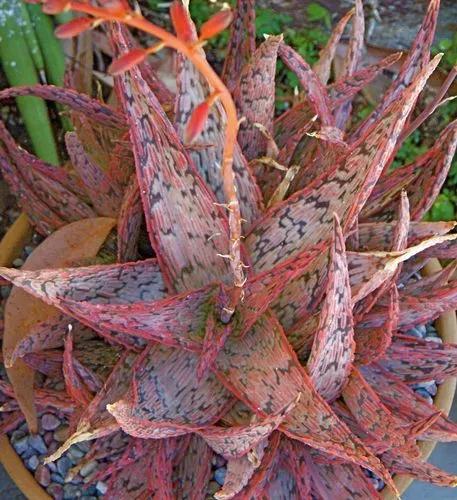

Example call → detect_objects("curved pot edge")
0 215 456 499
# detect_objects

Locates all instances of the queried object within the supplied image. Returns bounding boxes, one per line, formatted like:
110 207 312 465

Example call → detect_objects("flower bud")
185 101 210 143
42 0 71 14
108 49 148 75
170 1 195 43
199 9 233 41
55 17 94 38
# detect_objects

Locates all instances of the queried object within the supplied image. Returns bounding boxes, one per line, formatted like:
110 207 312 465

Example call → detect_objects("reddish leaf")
65 131 122 217
174 52 262 224
117 175 143 262
63 330 93 406
362 119 457 221
0 85 125 127
307 215 355 401
173 435 213 500
313 8 354 84
333 0 365 129
215 440 268 500
233 36 282 160
362 364 457 442
278 42 334 127
281 439 312 497
353 0 440 141
215 314 395 485
42 0 71 14
247 55 441 273
382 450 457 487
222 0 256 92
381 335 457 383
107 343 234 438
112 24 232 292
342 367 410 447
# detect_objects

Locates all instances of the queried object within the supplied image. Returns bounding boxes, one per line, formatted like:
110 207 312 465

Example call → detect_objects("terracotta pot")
0 215 456 499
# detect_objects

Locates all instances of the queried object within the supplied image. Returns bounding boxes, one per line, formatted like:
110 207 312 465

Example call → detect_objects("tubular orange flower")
185 101 210 144
108 49 148 75
54 17 94 38
169 1 195 43
199 9 233 41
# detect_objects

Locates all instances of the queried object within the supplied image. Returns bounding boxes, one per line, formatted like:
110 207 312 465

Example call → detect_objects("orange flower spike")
108 48 148 75
199 9 233 41
55 17 95 39
42 0 71 14
170 1 195 43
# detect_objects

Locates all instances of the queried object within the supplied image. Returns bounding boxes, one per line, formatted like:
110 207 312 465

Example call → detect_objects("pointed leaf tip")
170 1 195 43
200 9 234 41
55 17 94 39
185 101 211 144
109 49 148 75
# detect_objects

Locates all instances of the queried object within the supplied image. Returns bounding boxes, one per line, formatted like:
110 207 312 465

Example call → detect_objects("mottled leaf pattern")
222 0 256 91
233 36 282 161
117 175 143 262
307 216 355 401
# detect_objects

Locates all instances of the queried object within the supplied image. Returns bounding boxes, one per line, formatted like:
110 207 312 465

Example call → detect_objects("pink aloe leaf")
355 221 456 251
307 215 355 402
247 54 441 273
380 335 457 383
278 42 334 127
117 175 143 263
353 0 440 141
381 450 457 487
200 398 296 459
65 132 123 218
354 286 399 365
362 364 457 442
313 7 354 84
174 52 262 224
0 85 125 128
215 440 268 500
112 23 232 292
107 343 234 438
173 435 213 500
342 367 411 448
44 351 138 463
222 0 256 92
233 36 282 161
280 439 312 497
0 264 219 351
333 0 365 129
362 119 457 221
309 452 381 499
215 314 396 487
63 330 93 407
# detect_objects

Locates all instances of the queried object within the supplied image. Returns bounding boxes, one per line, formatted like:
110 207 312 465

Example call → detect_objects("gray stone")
95 481 108 495
214 467 226 486
425 336 443 344
47 462 57 472
415 388 434 405
76 441 91 453
42 413 61 431
26 455 39 471
63 483 82 499
10 429 25 442
212 455 226 468
68 446 85 462
43 432 54 446
47 483 64 500
35 464 51 487
208 481 220 495
12 436 29 455
57 456 72 477
12 258 23 268
51 472 65 485
80 460 97 478
29 434 47 454
0 286 11 298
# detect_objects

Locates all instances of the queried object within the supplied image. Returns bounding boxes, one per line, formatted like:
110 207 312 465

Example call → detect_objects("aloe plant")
1 0 457 497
